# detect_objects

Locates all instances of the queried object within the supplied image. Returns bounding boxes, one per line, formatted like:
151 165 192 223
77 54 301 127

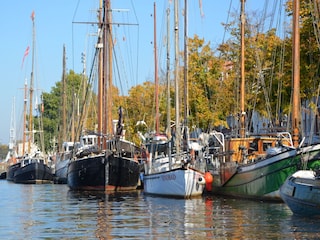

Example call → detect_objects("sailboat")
67 0 140 191
7 11 53 184
203 0 320 201
142 1 208 198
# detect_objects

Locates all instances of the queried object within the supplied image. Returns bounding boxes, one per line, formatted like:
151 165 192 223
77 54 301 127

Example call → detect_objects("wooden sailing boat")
142 1 207 198
67 0 140 191
8 11 53 184
203 0 320 201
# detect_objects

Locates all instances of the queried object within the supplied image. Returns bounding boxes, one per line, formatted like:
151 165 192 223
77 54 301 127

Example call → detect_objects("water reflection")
1 180 320 239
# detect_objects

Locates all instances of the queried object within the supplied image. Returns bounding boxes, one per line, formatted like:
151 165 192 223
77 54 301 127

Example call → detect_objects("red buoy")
204 172 213 192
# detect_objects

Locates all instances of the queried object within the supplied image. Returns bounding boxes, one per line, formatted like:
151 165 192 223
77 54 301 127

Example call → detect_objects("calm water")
0 180 319 239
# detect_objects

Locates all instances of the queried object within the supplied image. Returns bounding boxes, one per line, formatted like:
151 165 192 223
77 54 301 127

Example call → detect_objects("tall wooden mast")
22 79 27 155
105 0 113 135
183 0 188 126
240 0 246 138
154 2 160 134
174 0 180 154
61 45 67 148
28 11 36 153
292 0 300 147
98 0 104 148
166 6 171 138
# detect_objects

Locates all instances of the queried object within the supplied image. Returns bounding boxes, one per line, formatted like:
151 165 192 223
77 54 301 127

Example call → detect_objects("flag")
30 10 35 21
199 0 204 18
21 46 30 69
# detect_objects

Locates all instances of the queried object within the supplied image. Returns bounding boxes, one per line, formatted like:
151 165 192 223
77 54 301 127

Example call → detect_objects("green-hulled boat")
203 0 320 201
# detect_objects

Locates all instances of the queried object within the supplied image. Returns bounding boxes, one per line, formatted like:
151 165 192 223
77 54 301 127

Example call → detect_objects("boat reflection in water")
2 181 320 239
66 190 320 239
67 190 142 239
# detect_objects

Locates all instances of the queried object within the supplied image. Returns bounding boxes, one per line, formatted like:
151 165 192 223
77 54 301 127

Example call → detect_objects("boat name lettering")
161 174 176 181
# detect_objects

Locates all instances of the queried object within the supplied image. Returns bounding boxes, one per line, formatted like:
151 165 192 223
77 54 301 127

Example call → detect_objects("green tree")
39 70 84 152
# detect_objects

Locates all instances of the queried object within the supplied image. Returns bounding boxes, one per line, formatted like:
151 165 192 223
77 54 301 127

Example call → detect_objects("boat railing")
206 131 226 163
276 132 294 148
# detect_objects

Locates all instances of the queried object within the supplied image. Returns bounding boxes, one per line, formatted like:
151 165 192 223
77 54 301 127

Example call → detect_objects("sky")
0 0 284 145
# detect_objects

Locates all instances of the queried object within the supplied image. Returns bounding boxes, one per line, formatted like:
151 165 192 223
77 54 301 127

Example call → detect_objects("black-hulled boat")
67 2 141 192
6 162 21 181
13 153 53 184
7 12 53 184
67 134 140 191
0 171 7 179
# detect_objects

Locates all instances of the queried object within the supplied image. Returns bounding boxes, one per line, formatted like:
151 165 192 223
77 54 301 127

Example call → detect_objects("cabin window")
250 140 258 152
263 142 273 151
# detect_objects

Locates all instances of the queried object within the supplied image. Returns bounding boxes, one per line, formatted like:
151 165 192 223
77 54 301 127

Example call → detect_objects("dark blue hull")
280 171 320 217
14 162 53 184
7 162 21 181
67 154 140 191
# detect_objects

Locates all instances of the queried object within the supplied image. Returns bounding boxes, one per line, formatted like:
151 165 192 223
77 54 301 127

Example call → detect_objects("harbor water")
0 180 319 239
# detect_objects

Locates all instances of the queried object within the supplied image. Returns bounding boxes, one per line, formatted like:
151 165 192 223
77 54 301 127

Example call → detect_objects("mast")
154 2 160 134
61 45 67 148
105 0 113 135
183 0 188 125
22 79 27 155
98 0 104 148
174 0 181 154
240 0 246 138
9 98 16 152
166 6 171 138
28 11 36 153
100 0 113 138
292 0 300 147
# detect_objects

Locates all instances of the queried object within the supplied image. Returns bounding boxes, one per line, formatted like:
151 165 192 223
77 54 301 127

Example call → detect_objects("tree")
39 70 85 152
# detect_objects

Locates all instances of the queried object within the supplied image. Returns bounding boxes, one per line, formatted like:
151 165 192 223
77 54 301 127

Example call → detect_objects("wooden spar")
101 0 112 147
292 0 300 147
166 7 171 138
98 0 103 148
22 80 27 155
28 12 36 153
154 2 160 135
174 0 180 155
183 0 188 125
240 0 246 138
107 0 113 135
61 45 67 146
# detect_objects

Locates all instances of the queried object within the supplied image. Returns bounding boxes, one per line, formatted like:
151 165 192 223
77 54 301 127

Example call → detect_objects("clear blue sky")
0 0 282 145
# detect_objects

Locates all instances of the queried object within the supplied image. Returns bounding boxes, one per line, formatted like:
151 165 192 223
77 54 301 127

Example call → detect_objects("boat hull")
14 162 53 184
106 155 140 191
211 149 300 201
54 158 70 184
67 154 140 191
0 172 7 179
143 168 206 198
6 162 21 181
280 170 320 216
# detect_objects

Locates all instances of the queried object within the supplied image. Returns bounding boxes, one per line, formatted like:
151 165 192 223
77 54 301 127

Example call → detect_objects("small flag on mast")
21 46 30 69
30 10 35 21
